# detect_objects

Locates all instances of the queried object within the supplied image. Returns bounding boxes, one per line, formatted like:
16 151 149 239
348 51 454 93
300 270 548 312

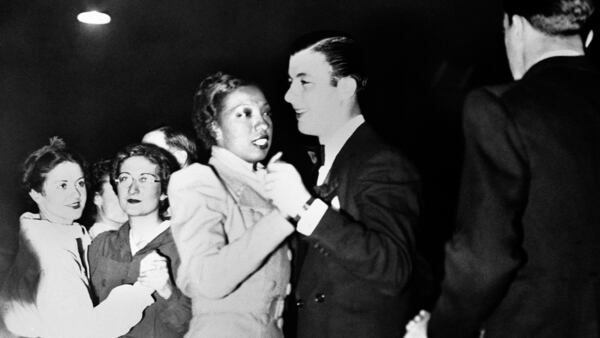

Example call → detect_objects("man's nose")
284 85 295 104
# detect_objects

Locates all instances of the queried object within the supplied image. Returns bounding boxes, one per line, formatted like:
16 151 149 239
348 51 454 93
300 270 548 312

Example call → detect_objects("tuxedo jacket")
429 56 600 337
293 122 421 338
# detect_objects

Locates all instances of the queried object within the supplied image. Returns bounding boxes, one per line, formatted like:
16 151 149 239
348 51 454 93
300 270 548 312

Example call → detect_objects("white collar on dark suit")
317 114 365 186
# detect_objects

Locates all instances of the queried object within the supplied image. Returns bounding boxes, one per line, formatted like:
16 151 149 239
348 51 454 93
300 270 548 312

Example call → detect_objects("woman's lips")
252 136 269 149
67 202 81 209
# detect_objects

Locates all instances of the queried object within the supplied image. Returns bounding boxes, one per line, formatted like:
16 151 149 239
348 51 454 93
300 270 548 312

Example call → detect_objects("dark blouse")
88 222 191 338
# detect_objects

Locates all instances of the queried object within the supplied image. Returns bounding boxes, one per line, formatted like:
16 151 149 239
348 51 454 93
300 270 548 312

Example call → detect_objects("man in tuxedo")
265 32 422 337
407 0 600 337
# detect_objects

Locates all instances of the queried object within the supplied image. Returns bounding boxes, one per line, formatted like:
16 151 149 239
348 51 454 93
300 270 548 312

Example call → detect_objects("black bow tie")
306 144 325 168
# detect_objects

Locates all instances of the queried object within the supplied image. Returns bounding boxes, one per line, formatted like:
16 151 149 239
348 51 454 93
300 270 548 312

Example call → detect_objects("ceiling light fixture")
77 11 111 25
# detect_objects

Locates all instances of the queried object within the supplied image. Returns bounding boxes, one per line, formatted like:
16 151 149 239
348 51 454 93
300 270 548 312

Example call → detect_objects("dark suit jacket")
293 122 421 338
429 56 600 337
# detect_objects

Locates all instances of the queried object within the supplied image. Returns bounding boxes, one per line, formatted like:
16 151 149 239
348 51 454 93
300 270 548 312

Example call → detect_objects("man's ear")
337 77 357 100
512 14 527 37
586 30 594 49
172 149 188 167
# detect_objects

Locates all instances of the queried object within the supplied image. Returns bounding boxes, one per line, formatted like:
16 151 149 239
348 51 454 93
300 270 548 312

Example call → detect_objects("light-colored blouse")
1 213 153 338
168 146 294 338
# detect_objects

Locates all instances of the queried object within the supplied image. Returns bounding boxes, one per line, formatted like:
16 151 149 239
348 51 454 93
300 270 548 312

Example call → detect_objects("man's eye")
263 109 272 117
59 183 68 189
139 176 148 183
300 80 311 86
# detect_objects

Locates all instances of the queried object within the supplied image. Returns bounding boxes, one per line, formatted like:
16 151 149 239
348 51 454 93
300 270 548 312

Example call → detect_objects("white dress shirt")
296 114 365 235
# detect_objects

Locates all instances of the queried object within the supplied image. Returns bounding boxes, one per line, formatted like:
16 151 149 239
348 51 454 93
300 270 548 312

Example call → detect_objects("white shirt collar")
317 114 365 185
129 220 170 256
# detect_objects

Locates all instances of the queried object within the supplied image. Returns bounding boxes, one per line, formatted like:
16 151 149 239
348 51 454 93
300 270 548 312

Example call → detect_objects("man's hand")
265 152 312 218
138 251 173 299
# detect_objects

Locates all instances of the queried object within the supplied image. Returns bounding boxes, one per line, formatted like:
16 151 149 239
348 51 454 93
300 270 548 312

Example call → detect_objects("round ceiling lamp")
77 11 111 25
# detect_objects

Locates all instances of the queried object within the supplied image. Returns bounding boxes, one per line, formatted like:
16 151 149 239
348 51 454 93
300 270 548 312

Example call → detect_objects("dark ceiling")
1 0 597 269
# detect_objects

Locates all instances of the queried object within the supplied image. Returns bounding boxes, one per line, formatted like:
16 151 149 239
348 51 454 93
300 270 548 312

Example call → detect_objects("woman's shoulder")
89 226 125 256
170 163 218 186
168 163 228 201
19 214 58 247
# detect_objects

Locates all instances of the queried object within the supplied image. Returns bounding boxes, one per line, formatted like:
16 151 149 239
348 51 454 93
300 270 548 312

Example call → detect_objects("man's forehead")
288 49 332 77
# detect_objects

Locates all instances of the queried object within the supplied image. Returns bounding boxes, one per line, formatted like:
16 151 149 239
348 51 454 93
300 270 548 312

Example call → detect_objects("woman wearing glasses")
167 72 295 338
0 138 157 338
88 143 191 338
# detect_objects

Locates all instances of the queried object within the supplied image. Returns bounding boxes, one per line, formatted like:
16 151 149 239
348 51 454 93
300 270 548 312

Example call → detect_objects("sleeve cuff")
296 198 328 236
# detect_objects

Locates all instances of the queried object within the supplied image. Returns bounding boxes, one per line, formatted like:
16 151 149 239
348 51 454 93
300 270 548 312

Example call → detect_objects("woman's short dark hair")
192 72 255 150
290 31 368 93
504 0 595 36
22 137 87 194
111 143 180 219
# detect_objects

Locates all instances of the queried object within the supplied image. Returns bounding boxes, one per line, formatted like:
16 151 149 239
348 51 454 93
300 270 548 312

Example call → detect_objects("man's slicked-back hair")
504 0 595 36
90 158 112 195
290 31 368 93
151 125 198 165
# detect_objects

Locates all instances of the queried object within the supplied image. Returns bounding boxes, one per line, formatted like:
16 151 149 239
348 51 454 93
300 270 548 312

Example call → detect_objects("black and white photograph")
1 0 600 337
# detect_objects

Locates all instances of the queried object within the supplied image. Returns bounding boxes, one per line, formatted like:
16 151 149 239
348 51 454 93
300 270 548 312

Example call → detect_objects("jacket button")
314 293 325 303
296 299 304 308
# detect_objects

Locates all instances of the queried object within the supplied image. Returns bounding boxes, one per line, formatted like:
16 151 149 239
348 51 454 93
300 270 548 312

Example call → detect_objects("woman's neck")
39 210 73 226
97 213 123 229
128 212 162 238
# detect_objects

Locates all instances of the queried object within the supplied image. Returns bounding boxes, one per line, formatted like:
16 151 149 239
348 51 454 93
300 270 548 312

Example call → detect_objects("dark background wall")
1 0 597 285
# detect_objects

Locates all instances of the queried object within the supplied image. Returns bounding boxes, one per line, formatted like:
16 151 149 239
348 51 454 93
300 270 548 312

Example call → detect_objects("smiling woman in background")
168 72 295 337
0 137 158 338
88 143 191 338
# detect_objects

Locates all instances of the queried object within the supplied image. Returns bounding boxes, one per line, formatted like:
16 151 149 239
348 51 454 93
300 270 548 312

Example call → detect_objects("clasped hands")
137 251 173 299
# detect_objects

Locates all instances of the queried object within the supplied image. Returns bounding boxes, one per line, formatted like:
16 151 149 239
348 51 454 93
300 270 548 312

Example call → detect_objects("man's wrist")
287 195 316 225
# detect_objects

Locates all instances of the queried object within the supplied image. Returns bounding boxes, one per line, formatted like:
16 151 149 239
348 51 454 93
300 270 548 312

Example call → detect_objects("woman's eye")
263 109 272 117
236 107 252 118
77 180 86 188
139 176 148 183
59 183 68 189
